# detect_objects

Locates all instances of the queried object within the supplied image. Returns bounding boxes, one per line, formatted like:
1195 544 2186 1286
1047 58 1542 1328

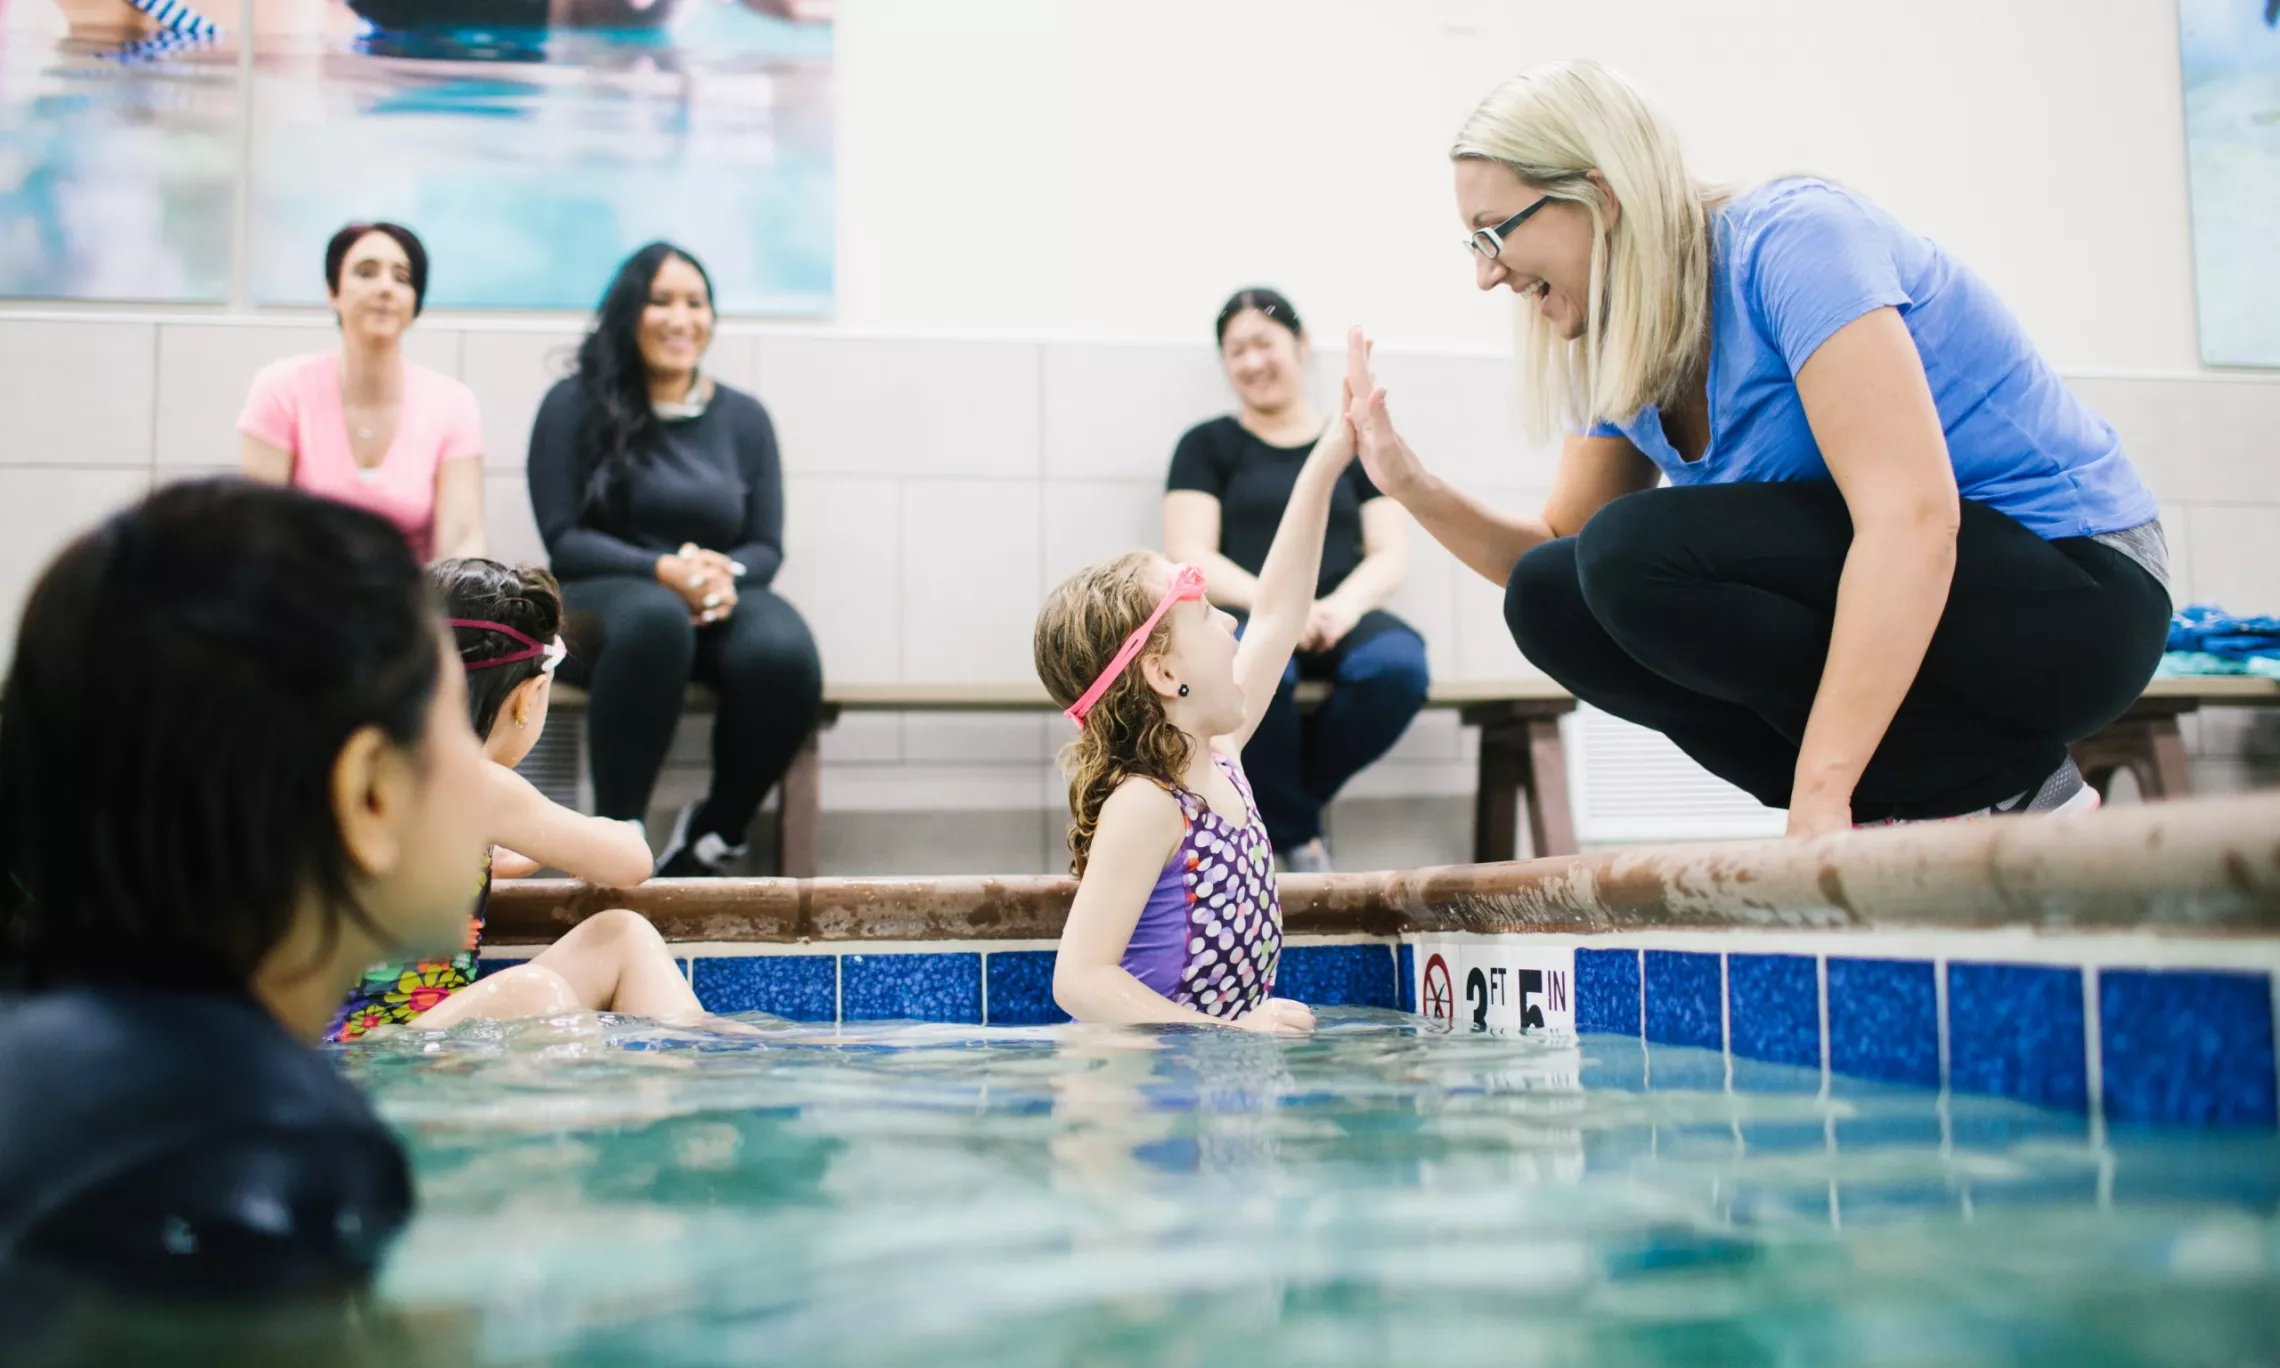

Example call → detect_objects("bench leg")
1524 715 1578 858
2144 715 2192 799
1473 723 1526 863
775 728 823 878
2071 715 2194 804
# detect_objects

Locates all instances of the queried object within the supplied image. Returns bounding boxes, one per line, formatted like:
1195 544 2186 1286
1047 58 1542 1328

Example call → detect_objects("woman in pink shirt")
238 222 486 563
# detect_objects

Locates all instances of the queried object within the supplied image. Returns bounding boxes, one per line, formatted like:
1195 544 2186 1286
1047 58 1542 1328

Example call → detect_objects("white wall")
837 0 2201 374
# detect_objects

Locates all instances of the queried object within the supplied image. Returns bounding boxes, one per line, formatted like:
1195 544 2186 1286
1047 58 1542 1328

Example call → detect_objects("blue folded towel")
2167 604 2280 661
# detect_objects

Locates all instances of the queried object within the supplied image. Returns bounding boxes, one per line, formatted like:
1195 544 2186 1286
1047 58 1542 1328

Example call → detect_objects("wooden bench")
547 673 2280 876
2070 675 2280 802
549 678 1579 875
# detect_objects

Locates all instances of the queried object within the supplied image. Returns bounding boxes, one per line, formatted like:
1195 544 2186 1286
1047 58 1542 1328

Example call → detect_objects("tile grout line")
1721 953 1745 1157
2084 964 2113 1210
1719 952 1733 1093
1816 954 1832 1100
979 950 991 1025
833 953 844 1033
1636 950 1650 1091
1934 956 1953 1162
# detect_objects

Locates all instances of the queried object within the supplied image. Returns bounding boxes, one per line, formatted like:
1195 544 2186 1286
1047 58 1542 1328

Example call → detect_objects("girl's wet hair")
430 558 564 738
573 240 715 531
1214 287 1303 346
324 221 429 317
0 480 441 992
1033 553 1197 877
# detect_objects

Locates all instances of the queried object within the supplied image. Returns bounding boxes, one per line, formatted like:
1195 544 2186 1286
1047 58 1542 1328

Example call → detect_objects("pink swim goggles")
1063 563 1208 727
450 619 567 674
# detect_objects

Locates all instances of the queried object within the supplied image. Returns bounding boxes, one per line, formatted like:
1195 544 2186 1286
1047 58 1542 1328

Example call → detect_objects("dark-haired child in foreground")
0 481 489 1298
327 558 701 1039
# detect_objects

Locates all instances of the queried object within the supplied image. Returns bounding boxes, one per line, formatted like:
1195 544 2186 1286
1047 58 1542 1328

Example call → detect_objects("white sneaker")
655 800 747 877
1854 757 2100 829
1993 756 2101 817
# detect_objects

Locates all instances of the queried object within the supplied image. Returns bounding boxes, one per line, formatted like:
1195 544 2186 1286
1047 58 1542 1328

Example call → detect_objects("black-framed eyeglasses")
1465 195 1551 261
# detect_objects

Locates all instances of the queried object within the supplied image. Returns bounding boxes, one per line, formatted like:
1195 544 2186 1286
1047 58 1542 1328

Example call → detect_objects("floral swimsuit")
328 853 491 1043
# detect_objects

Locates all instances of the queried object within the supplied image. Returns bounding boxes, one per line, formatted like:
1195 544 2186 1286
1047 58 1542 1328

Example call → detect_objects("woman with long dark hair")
526 242 822 876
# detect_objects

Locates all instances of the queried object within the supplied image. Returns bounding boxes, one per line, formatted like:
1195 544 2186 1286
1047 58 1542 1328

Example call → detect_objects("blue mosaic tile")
1275 944 1399 1010
1397 943 1417 1014
1576 947 1641 1035
1726 953 1819 1068
841 952 983 1024
691 954 836 1021
1947 962 2087 1112
984 950 1068 1026
1644 950 1722 1050
1826 957 1939 1089
2099 969 2277 1129
474 956 529 981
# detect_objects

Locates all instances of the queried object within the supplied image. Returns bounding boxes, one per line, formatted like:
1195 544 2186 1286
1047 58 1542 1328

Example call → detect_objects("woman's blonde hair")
1033 553 1195 877
1452 58 1720 442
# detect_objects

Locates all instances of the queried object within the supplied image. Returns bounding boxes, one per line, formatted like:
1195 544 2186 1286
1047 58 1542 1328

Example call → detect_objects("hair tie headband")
449 619 567 674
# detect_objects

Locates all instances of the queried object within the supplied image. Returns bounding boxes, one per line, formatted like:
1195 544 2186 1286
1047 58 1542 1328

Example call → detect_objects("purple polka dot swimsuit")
1119 754 1283 1019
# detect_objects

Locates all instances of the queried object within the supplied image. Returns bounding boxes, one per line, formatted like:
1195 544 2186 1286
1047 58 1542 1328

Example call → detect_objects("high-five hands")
1344 327 1429 499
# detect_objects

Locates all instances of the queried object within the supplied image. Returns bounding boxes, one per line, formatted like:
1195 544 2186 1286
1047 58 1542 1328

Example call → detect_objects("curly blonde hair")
1033 553 1197 877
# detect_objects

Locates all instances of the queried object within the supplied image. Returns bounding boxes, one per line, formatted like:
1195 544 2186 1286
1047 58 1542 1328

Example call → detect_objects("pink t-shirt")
237 352 484 562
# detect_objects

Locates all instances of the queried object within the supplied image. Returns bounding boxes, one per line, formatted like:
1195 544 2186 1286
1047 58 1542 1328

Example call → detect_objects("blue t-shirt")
1589 179 2157 541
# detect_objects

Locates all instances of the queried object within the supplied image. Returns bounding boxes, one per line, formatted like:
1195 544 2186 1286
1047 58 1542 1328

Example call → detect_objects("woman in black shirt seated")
528 243 824 877
1164 289 1430 872
0 479 494 1302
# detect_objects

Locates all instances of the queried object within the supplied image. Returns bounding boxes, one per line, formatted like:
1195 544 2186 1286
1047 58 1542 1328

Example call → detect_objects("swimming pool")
340 1011 2276 1366
19 793 2275 1364
319 792 2277 1366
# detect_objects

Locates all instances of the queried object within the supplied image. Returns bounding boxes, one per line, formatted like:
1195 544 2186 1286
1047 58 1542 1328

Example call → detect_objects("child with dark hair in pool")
325 557 701 1041
1032 379 1359 1034
0 480 489 1301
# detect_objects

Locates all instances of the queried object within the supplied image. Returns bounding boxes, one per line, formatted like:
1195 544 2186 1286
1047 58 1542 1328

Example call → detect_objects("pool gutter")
487 789 2280 946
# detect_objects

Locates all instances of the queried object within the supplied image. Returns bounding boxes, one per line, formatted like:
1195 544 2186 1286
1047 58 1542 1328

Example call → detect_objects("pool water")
314 1011 2280 1367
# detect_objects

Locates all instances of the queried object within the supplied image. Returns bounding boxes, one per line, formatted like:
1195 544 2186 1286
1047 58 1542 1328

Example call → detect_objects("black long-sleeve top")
527 377 786 586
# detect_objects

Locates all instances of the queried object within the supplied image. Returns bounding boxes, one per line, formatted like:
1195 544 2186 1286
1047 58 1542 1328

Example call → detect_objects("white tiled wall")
3 316 2276 872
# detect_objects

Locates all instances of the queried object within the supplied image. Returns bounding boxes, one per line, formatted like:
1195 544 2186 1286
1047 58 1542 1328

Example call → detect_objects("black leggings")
1506 483 2170 821
559 576 824 844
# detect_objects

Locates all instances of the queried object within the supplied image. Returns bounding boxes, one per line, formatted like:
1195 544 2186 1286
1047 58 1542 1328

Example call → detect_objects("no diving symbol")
1421 954 1454 1026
